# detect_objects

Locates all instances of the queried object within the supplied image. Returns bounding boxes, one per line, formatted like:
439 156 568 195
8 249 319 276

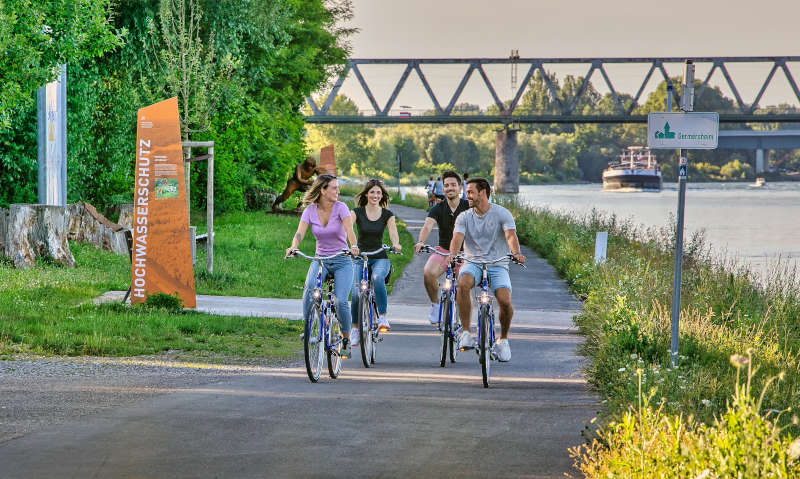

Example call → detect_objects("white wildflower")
618 367 626 372
701 399 712 407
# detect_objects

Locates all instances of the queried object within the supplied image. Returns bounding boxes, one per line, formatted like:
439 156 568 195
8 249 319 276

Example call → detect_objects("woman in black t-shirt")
349 179 402 343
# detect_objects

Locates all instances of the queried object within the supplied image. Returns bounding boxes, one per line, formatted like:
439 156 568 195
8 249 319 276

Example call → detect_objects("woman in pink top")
286 174 359 358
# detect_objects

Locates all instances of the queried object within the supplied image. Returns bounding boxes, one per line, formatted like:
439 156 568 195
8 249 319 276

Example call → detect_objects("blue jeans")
302 256 354 334
350 258 390 323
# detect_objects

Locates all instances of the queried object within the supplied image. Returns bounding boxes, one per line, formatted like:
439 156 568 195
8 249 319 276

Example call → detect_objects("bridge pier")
755 149 765 174
494 128 519 193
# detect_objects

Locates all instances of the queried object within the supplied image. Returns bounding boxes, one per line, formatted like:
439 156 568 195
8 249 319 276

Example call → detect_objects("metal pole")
666 84 673 112
669 60 694 367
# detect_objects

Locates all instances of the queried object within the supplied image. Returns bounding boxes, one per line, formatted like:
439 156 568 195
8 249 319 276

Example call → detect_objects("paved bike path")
1 204 597 478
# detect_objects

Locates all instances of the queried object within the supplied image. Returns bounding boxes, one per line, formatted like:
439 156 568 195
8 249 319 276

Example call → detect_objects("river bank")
500 197 800 476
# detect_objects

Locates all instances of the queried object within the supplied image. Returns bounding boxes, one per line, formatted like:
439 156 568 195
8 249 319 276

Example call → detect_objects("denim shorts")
458 263 512 293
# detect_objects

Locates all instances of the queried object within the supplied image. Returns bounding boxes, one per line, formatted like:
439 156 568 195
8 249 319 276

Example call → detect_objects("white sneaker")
349 328 360 347
457 331 475 351
492 339 511 362
378 315 390 332
428 303 439 325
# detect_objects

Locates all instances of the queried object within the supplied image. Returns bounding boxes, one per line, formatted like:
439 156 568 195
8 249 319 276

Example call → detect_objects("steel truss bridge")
305 56 800 124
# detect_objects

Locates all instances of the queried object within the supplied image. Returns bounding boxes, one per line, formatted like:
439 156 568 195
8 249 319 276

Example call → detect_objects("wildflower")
630 354 638 360
700 399 712 407
729 354 749 368
788 437 800 461
618 367 626 372
694 469 711 479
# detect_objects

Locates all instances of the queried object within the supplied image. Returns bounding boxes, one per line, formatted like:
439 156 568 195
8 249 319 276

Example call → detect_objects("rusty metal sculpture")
272 156 322 212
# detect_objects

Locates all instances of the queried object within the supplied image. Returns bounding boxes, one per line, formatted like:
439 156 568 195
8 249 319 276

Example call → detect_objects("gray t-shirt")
453 203 516 268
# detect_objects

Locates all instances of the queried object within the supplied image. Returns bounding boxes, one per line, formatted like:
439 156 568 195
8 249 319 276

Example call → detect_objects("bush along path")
499 197 800 476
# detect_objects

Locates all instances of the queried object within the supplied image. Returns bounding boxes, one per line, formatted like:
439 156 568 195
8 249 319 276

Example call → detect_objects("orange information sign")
319 144 336 175
131 97 196 308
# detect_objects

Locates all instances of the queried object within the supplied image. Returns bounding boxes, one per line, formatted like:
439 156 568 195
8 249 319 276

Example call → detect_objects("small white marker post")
594 232 608 265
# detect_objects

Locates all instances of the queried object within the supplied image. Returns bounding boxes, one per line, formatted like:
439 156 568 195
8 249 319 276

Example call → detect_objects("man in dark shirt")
414 170 470 324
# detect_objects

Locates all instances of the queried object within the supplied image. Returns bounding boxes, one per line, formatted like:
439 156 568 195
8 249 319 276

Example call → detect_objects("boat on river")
748 177 766 188
602 146 662 191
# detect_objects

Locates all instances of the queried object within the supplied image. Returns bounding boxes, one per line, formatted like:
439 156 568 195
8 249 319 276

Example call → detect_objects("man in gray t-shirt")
448 178 526 362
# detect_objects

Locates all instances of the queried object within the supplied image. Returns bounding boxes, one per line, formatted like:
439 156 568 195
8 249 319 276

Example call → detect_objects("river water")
406 182 800 279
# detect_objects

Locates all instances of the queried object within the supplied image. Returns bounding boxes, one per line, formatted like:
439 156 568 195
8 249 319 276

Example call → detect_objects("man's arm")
448 232 465 264
414 217 437 253
504 229 526 264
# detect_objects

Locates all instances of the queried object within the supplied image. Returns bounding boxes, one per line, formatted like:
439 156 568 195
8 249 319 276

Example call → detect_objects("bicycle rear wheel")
358 295 373 368
327 311 343 378
479 305 491 388
439 298 450 367
303 306 324 383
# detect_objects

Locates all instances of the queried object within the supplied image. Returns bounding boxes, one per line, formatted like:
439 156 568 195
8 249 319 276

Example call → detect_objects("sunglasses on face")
369 178 384 185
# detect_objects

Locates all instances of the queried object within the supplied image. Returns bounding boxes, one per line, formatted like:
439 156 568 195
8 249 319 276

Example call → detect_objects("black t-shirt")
427 198 470 249
354 207 394 259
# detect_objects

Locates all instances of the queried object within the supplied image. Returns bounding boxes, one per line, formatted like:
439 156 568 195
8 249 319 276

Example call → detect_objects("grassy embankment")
500 197 800 476
0 206 415 361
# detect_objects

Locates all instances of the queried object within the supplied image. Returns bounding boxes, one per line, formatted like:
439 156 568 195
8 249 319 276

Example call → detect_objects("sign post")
37 65 67 206
647 60 718 367
132 97 196 308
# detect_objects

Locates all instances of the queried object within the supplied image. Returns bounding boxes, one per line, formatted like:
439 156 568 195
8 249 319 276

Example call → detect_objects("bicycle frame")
293 250 348 353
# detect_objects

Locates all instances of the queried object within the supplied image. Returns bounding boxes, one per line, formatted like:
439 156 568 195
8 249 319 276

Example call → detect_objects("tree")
145 0 237 140
0 0 120 129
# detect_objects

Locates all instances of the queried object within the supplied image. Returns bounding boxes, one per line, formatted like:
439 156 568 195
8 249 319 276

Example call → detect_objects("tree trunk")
4 204 75 269
65 202 128 256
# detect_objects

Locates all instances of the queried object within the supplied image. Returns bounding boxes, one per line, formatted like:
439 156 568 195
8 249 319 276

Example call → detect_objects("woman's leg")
370 258 391 315
330 257 354 334
302 260 322 320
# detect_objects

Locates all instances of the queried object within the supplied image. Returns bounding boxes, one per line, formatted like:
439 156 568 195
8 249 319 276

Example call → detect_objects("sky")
329 0 800 113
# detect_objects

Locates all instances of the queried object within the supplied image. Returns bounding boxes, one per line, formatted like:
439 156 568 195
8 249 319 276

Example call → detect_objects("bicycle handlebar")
419 244 448 256
456 253 527 268
359 244 400 258
286 249 350 261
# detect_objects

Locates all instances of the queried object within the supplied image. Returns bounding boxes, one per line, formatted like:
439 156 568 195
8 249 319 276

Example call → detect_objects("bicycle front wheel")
439 298 450 367
449 299 459 364
479 305 491 388
327 311 343 378
304 306 324 383
358 295 373 368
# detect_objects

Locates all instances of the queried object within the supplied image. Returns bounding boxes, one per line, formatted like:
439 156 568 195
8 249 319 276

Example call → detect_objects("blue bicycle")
354 245 399 368
288 249 349 382
457 254 525 388
420 245 462 367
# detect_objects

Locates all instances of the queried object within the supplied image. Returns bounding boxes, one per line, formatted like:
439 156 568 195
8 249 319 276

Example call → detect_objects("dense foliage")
0 0 353 211
307 71 800 183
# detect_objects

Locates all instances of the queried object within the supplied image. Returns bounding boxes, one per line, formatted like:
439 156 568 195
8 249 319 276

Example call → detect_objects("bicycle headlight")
313 288 321 299
360 279 368 291
443 278 452 290
480 291 490 304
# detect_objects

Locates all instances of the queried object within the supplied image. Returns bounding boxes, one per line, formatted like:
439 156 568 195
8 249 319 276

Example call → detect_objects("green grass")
0 207 418 359
498 198 800 476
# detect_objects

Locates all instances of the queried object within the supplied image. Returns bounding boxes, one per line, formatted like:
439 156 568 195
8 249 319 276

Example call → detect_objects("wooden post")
207 145 214 274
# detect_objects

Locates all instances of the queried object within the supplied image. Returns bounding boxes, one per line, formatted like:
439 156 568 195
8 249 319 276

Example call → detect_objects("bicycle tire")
439 297 450 367
370 299 378 364
358 294 372 368
303 306 324 383
479 305 491 388
449 300 459 363
327 311 343 378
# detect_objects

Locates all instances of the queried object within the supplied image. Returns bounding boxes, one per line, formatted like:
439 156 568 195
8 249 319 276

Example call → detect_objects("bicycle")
287 249 350 382
420 245 462 367
457 254 525 388
354 245 400 368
